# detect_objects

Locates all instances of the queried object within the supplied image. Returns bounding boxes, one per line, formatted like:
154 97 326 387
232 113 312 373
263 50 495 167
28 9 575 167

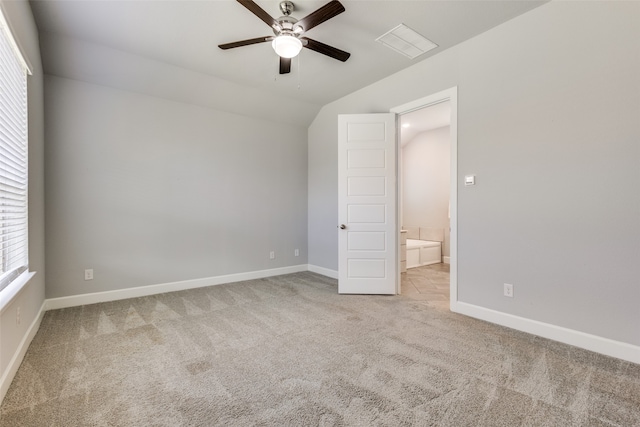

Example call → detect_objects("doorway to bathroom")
391 88 457 307
400 102 451 306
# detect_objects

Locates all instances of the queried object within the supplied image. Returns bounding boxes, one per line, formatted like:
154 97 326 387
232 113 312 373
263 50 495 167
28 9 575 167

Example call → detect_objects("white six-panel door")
338 113 397 294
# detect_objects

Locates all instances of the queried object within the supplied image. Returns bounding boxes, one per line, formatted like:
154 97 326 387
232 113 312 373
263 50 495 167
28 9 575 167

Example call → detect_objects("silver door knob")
339 224 347 229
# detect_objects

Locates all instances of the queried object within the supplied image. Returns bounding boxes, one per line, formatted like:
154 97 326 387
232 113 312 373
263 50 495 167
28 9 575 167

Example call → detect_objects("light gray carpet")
1 272 638 426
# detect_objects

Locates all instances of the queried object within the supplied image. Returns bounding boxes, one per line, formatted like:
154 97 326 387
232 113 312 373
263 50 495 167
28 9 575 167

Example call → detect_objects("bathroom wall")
402 126 451 258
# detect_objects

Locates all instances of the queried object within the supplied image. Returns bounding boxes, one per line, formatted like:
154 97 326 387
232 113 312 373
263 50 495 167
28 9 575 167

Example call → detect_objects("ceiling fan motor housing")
273 1 305 36
279 1 294 16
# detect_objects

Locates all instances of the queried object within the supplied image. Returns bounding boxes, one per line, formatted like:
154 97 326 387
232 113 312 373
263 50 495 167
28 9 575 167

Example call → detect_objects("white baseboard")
443 256 450 264
0 300 46 403
451 301 640 365
45 265 308 311
307 264 338 279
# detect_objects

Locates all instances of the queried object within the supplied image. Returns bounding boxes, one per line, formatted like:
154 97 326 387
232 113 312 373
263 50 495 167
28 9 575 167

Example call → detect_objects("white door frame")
390 87 458 307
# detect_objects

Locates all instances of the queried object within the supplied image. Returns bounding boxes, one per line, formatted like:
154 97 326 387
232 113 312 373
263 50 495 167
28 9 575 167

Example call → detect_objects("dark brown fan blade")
296 0 345 32
237 0 279 29
279 57 291 74
218 36 271 50
302 37 350 62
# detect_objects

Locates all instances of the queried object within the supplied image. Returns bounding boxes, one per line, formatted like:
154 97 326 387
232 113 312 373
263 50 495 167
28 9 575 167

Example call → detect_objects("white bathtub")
406 239 441 268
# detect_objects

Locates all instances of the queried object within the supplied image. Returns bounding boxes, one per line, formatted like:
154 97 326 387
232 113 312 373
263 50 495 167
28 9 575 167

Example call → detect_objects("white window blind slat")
0 182 27 193
0 200 27 208
2 221 24 228
0 103 26 131
0 193 26 200
0 120 26 146
0 62 22 87
0 133 27 162
0 122 28 151
0 117 27 139
1 239 27 251
1 238 28 246
1 223 27 231
0 151 26 168
1 215 27 222
0 154 24 171
0 151 26 173
0 212 27 219
0 170 25 183
0 9 29 293
0 115 25 136
0 184 26 194
0 172 25 186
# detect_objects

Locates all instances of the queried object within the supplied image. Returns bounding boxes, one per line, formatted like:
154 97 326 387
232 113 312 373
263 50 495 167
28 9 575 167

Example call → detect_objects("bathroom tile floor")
401 263 450 310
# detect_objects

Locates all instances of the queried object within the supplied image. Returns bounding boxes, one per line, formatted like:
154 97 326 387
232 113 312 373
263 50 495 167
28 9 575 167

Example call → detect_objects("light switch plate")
465 175 475 186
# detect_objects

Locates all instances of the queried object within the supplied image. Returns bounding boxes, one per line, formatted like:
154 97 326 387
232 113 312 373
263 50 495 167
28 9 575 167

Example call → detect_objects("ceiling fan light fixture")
272 35 302 58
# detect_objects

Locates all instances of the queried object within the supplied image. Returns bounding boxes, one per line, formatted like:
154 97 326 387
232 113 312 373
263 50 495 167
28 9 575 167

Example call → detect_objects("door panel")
348 232 386 251
347 176 386 196
347 204 386 223
338 113 397 294
348 149 386 168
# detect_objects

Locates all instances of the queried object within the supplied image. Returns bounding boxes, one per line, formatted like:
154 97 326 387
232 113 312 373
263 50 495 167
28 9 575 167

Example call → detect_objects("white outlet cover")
504 283 514 297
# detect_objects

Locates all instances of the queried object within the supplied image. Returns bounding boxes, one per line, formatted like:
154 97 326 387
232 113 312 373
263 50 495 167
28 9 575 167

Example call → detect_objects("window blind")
0 11 29 292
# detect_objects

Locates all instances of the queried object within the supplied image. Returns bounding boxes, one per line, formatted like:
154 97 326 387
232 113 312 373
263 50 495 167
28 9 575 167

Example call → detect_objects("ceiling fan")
219 0 351 75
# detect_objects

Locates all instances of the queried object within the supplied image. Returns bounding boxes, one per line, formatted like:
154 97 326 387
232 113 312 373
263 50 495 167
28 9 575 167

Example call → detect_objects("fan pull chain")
297 53 301 90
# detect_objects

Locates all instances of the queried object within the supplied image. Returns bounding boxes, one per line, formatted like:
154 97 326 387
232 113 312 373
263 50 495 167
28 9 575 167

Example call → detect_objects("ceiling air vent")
376 24 437 59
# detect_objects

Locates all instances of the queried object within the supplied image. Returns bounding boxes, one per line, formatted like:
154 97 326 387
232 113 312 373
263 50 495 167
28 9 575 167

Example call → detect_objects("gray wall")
38 32 321 128
0 0 45 389
402 126 451 257
308 2 640 346
45 76 308 298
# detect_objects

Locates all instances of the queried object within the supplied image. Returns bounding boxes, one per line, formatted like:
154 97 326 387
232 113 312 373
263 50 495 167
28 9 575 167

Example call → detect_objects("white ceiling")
29 0 547 123
400 101 451 146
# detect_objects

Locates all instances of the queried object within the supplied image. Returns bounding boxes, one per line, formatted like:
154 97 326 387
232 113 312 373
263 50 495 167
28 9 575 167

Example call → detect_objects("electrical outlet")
294 249 299 257
85 269 94 280
269 251 275 260
504 283 514 298
16 306 20 325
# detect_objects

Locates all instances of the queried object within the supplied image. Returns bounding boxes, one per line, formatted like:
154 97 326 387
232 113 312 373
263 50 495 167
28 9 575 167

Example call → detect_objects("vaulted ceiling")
30 0 546 126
